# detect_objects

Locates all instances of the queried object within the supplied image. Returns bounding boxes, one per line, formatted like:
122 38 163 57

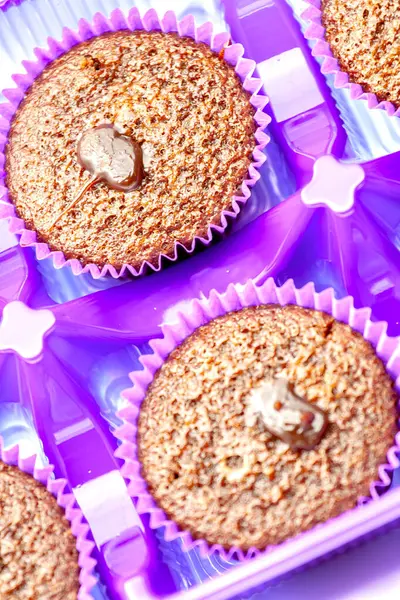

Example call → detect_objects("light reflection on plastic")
237 0 275 18
54 418 94 444
73 470 144 546
0 220 17 253
257 47 324 122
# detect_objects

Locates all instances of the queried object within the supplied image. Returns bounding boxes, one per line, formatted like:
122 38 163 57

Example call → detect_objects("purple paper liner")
302 0 400 118
115 277 400 562
0 437 97 600
0 8 269 280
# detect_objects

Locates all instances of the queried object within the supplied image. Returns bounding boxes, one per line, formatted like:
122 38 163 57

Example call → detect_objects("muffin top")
0 462 79 599
322 0 400 107
6 30 256 269
0 462 79 600
138 305 397 550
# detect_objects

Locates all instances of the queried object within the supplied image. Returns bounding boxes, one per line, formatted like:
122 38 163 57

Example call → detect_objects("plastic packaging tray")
1 0 400 599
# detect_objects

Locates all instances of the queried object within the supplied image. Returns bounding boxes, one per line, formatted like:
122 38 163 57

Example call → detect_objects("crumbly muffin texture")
138 305 397 550
322 0 400 107
0 462 79 599
6 31 256 269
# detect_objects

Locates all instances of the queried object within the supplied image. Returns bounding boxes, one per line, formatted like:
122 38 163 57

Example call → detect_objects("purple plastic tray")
1 0 400 599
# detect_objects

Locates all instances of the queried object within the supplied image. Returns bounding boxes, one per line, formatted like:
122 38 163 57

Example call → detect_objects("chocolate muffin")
138 305 397 550
0 462 79 598
6 30 256 270
322 0 400 107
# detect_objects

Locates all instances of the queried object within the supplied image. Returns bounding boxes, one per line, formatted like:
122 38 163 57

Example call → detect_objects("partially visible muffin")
322 0 400 107
0 462 79 599
138 305 397 550
6 30 256 269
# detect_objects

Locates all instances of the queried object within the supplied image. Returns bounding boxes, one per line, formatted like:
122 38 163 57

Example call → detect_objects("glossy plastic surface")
1 0 400 599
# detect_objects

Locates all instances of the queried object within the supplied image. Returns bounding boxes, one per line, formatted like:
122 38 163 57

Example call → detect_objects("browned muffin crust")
6 30 256 269
322 0 400 107
138 305 397 550
0 462 79 599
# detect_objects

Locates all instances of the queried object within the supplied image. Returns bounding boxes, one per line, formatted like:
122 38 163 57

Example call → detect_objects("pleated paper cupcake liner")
115 277 400 562
302 1 400 118
0 438 97 600
0 7 270 279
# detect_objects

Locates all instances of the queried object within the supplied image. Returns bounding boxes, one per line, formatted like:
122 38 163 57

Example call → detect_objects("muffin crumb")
0 462 80 599
322 0 400 107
